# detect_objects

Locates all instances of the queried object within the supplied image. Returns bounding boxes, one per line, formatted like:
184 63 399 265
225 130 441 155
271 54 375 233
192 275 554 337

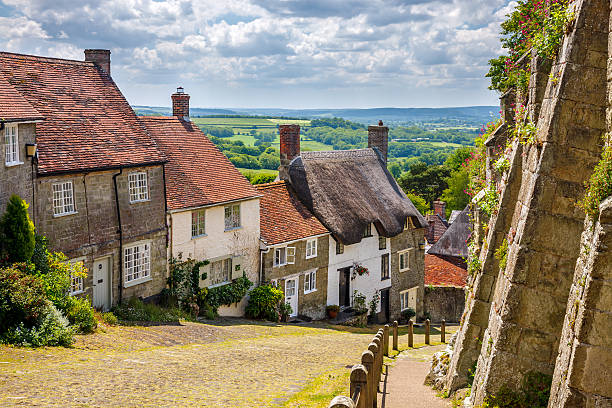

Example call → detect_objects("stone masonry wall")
0 123 36 218
390 225 425 322
262 235 330 320
424 285 465 323
35 165 167 306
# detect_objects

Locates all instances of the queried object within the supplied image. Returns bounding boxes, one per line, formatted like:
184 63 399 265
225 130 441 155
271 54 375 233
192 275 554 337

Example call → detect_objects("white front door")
93 257 111 311
285 277 299 317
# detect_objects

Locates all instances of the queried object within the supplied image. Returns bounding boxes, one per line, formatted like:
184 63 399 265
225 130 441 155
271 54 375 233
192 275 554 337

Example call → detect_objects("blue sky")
0 0 515 109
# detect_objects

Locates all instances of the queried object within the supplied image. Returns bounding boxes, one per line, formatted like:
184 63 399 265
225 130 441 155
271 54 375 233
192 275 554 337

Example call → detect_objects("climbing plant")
579 139 612 221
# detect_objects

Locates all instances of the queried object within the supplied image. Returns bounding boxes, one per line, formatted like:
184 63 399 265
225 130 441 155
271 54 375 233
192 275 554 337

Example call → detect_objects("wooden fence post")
392 321 398 351
367 342 379 408
350 364 368 408
441 319 446 343
361 350 374 408
372 337 383 390
408 319 413 348
329 395 355 408
425 319 430 345
383 325 389 356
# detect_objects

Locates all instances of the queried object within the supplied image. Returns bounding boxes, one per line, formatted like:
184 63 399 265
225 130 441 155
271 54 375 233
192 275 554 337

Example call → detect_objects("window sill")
53 211 78 218
129 199 150 204
224 226 242 232
381 277 391 281
69 290 85 296
191 233 208 240
305 254 317 260
124 276 152 288
304 289 317 295
399 268 411 273
273 263 288 268
5 161 24 167
207 281 231 289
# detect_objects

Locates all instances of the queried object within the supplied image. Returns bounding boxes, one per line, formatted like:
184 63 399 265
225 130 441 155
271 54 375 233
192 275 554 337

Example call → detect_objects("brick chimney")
171 87 190 121
278 124 300 181
368 120 389 164
84 49 111 75
433 200 446 220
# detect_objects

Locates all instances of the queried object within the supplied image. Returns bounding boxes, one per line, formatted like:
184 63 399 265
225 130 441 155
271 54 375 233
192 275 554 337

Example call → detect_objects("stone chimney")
368 120 389 164
171 87 190 121
278 124 300 181
84 49 111 75
433 200 446 220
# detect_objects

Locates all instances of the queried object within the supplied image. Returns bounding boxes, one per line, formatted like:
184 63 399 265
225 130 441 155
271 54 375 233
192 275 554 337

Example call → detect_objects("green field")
238 168 278 176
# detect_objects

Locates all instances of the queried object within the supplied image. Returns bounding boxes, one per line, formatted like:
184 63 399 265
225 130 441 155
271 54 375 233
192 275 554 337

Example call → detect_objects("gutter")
112 167 124 304
37 160 167 177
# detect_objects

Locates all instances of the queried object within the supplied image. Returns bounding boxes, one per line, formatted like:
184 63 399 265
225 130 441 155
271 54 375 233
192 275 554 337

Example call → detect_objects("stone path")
378 345 450 408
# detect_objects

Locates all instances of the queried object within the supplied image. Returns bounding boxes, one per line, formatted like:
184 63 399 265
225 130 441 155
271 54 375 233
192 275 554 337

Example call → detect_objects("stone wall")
441 0 612 405
35 165 168 306
424 286 465 324
262 235 330 320
0 123 36 217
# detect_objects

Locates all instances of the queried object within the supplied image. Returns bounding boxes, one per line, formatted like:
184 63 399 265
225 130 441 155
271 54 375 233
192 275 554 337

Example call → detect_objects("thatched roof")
427 206 470 258
287 148 427 245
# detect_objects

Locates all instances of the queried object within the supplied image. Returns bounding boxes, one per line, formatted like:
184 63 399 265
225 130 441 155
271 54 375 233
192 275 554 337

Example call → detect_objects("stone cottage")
256 180 330 320
277 123 428 322
141 88 261 316
0 50 168 310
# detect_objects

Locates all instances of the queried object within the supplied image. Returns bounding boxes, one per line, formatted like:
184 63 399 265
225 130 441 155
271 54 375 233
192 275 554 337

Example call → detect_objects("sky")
0 0 515 109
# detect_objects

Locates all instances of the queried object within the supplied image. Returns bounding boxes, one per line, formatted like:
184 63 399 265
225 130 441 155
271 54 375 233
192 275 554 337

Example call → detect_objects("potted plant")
279 302 293 322
326 305 340 319
351 263 369 280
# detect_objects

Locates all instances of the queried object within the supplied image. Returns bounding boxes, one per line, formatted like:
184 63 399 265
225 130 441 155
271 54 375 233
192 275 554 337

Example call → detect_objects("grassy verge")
280 368 350 408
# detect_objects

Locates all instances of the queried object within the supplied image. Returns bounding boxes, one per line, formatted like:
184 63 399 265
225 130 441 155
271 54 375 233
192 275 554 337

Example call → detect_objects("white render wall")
168 198 260 316
327 229 391 314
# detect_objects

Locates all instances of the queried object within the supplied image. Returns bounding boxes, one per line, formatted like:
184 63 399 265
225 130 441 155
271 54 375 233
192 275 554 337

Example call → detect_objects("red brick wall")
171 93 190 118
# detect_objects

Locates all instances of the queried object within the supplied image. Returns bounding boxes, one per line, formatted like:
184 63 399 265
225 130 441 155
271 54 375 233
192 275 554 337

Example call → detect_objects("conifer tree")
1 195 36 263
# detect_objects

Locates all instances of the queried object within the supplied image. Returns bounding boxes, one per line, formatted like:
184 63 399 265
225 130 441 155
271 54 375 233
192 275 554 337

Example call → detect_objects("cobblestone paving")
0 320 376 408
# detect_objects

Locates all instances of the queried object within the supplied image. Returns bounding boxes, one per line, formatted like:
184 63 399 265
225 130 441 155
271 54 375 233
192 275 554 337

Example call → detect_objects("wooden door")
380 288 390 323
93 258 111 311
338 267 351 307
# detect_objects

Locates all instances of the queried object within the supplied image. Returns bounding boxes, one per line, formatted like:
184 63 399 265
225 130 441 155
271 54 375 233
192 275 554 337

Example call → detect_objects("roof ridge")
255 180 286 189
0 51 94 67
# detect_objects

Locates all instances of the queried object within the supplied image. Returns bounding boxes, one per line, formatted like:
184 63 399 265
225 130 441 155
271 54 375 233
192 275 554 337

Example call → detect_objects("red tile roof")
425 254 467 288
0 52 165 175
140 116 259 210
0 74 43 122
256 181 329 245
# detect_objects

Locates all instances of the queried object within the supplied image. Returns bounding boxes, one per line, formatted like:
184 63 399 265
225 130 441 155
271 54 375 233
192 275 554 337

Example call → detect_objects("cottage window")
53 181 76 216
128 171 149 203
399 248 413 271
209 258 232 286
304 270 316 293
400 287 417 311
224 204 241 230
336 241 344 255
191 209 206 238
305 238 317 259
381 253 390 280
378 236 387 250
404 217 415 230
4 124 20 166
69 257 85 295
274 247 295 267
124 241 151 285
363 223 372 237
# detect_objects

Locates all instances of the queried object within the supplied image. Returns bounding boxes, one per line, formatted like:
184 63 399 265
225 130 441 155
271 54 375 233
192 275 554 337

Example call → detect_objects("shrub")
1 303 74 347
483 371 552 408
352 290 367 315
279 302 293 321
245 284 284 321
112 297 192 323
579 142 612 222
401 308 416 322
202 276 252 314
64 296 97 333
0 195 35 263
0 265 47 333
100 312 118 326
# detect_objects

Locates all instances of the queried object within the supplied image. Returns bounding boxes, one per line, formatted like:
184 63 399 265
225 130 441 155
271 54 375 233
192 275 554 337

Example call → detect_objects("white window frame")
400 287 418 311
123 240 152 287
68 257 86 295
224 203 241 231
128 171 149 203
399 248 413 272
209 258 232 287
274 246 295 267
4 123 21 166
305 238 317 259
52 181 77 217
304 270 317 294
191 209 206 238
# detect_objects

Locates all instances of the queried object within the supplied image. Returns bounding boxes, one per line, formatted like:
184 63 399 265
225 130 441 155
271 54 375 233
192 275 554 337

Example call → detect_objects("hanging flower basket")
351 263 369 280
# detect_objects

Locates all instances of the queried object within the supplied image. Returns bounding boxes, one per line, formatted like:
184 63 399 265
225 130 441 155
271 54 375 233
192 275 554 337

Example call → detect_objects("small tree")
1 195 35 263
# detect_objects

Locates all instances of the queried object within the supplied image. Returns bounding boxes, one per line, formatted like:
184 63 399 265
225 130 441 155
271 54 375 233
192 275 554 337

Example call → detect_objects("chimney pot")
278 124 300 181
84 49 111 75
433 200 446 220
368 120 389 164
171 87 190 121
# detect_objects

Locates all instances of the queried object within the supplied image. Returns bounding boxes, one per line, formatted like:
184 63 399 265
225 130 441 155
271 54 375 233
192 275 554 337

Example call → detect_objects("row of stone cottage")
0 49 427 321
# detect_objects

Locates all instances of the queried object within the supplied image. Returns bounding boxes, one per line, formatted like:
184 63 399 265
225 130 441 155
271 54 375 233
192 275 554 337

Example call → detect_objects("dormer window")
4 124 20 166
363 223 372 237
